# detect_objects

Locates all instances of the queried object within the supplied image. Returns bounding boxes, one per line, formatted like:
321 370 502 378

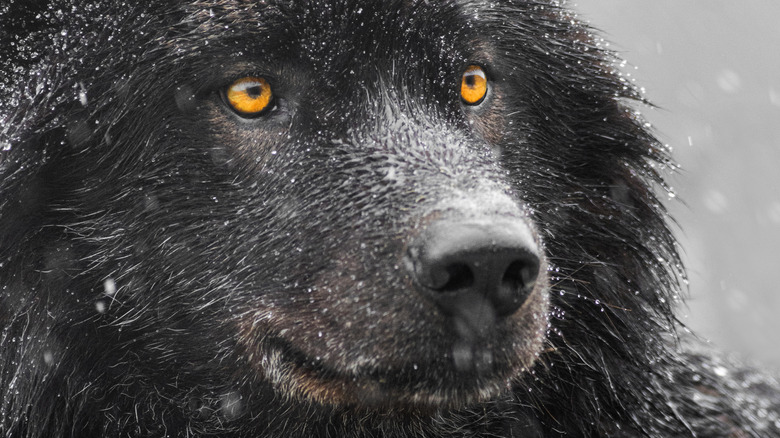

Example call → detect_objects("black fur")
1 1 778 437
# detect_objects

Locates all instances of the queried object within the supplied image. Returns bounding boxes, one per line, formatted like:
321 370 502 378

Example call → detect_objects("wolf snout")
407 218 541 319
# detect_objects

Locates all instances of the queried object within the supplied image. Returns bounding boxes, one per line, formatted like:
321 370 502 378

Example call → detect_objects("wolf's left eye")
224 76 274 117
460 65 488 105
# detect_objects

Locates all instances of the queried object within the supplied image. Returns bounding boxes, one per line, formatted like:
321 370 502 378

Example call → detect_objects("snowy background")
574 1 780 367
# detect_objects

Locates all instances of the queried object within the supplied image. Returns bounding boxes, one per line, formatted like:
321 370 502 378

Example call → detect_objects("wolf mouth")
249 333 528 409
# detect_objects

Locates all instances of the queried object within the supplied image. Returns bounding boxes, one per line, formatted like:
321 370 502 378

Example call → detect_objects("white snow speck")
103 278 117 296
770 88 780 107
78 82 88 106
703 190 728 214
43 351 54 365
716 69 742 94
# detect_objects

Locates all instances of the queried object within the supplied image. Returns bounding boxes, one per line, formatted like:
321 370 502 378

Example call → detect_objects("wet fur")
1 1 779 437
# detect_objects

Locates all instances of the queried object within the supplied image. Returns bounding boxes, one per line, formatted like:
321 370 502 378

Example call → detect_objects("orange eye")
460 65 488 105
225 76 273 116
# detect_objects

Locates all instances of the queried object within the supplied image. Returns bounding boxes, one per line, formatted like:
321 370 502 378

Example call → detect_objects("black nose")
408 219 541 318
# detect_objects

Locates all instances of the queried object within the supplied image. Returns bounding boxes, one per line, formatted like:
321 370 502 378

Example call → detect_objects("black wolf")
1 1 778 437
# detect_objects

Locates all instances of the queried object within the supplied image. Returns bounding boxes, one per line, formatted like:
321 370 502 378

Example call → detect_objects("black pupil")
246 85 263 98
464 74 476 87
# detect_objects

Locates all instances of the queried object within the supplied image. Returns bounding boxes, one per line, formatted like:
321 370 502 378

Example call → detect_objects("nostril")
501 259 539 293
438 263 475 292
495 258 540 315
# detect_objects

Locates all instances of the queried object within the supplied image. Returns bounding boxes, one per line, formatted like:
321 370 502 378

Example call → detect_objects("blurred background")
574 1 780 367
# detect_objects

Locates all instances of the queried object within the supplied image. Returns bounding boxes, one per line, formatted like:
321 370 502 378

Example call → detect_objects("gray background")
574 1 780 367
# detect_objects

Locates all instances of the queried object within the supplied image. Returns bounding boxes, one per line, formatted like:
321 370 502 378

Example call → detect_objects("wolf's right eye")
224 76 274 117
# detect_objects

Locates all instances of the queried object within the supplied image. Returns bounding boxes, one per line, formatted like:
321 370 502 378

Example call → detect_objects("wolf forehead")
169 1 497 80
